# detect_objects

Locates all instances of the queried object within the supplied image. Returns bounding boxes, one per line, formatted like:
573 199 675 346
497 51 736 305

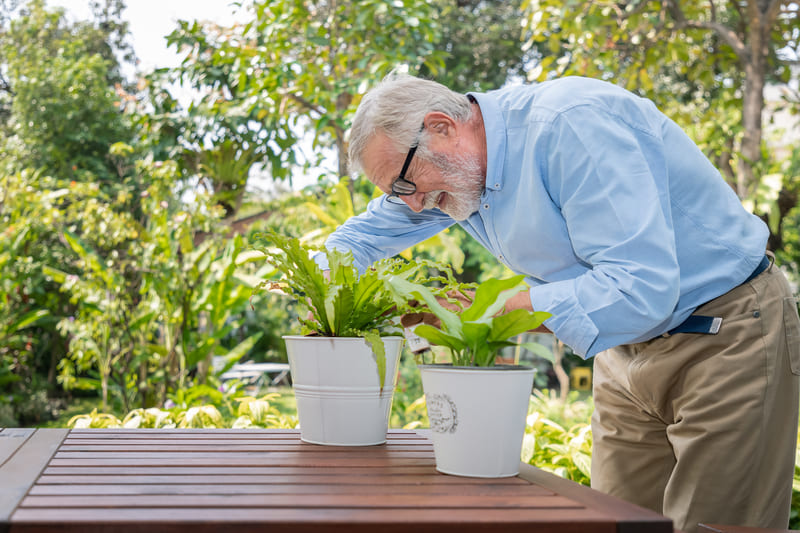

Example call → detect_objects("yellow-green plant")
122 408 177 428
66 394 298 429
68 409 124 429
523 390 593 486
232 394 298 429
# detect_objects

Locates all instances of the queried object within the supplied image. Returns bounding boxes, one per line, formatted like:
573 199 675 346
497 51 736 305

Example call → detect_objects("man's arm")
323 195 455 271
402 286 552 334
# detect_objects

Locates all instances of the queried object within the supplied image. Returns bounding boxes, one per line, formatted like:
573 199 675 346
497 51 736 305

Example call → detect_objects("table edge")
0 428 69 531
517 463 674 533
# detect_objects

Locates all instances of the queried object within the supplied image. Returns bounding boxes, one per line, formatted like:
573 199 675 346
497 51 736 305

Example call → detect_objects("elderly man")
319 72 800 532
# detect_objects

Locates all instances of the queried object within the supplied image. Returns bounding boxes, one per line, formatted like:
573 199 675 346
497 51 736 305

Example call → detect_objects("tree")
158 0 445 220
0 0 134 184
419 0 534 93
522 0 800 252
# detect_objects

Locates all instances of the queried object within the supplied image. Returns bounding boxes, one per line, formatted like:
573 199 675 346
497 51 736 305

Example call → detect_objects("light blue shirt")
324 77 768 358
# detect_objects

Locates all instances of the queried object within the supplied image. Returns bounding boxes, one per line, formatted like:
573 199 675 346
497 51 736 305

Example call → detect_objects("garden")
1 0 800 528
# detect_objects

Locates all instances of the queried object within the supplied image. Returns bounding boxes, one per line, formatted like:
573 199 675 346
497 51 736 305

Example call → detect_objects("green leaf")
462 275 527 322
214 333 264 376
386 275 462 335
413 324 466 353
6 309 50 335
186 337 217 368
519 342 555 365
41 266 68 283
488 309 551 342
462 322 491 366
363 330 387 393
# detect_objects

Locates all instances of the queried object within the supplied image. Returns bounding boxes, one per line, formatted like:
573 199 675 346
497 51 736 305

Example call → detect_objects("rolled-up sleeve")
323 195 455 272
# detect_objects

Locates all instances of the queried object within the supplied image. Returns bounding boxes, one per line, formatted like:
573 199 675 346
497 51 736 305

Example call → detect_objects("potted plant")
389 274 551 477
253 231 443 446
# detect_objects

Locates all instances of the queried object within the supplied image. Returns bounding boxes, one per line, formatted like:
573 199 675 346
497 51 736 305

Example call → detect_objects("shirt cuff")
529 282 599 358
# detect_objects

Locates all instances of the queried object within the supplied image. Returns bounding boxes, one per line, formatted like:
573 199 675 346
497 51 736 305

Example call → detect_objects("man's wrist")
505 288 533 312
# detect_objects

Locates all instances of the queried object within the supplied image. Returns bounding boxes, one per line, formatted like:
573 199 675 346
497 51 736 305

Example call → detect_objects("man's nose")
403 191 425 212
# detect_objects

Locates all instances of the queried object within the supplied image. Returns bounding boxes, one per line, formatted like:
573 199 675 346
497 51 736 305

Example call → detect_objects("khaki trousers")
591 260 800 533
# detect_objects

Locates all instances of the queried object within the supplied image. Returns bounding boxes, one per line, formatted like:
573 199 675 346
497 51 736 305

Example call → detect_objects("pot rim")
282 335 404 341
417 363 534 372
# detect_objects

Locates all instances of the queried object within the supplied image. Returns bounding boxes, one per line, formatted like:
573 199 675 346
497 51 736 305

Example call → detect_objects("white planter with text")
419 364 535 477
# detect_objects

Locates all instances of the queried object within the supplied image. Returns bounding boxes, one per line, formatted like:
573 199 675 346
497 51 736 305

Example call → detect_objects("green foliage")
67 391 298 429
418 0 532 93
252 231 449 386
18 156 272 413
389 274 551 366
523 390 593 486
389 351 429 429
158 0 446 196
0 0 133 183
253 231 435 338
792 433 800 528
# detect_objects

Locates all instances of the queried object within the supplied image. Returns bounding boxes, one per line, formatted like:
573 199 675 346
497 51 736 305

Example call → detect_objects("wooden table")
1 427 673 533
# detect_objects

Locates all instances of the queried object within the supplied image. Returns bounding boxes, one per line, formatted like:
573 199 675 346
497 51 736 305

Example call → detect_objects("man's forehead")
363 132 399 190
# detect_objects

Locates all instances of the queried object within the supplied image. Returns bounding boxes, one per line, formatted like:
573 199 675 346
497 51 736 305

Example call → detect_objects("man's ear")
423 112 457 139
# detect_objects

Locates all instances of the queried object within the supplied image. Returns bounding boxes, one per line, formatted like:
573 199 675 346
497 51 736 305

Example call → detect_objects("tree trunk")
552 338 570 401
738 26 766 199
336 91 354 199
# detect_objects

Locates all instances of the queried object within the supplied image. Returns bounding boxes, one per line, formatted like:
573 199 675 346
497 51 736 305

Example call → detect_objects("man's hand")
400 289 474 330
400 286 550 334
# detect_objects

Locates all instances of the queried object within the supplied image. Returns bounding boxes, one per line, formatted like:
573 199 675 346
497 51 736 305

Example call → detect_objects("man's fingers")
400 313 424 328
401 312 440 329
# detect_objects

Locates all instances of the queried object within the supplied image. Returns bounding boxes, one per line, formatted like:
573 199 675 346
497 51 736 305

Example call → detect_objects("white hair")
348 72 473 175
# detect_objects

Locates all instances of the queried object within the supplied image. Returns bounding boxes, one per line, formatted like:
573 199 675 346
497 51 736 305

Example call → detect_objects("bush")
68 392 298 429
524 389 593 485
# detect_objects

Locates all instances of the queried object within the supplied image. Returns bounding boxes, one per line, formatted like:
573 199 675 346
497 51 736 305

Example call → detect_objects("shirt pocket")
783 296 800 375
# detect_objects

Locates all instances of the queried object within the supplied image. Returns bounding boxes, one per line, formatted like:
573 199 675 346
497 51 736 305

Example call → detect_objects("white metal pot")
284 336 404 446
418 364 535 477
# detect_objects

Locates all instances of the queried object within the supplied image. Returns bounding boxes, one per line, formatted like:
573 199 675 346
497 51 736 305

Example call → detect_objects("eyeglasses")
386 125 425 205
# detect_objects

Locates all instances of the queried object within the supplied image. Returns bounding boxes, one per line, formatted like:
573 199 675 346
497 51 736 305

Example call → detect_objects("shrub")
67 392 297 429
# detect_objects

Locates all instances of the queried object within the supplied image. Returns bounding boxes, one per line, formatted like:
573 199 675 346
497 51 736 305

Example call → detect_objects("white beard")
421 152 484 221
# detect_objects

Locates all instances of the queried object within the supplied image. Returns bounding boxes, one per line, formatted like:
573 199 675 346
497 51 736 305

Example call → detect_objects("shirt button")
483 204 489 209
498 255 504 261
495 183 500 188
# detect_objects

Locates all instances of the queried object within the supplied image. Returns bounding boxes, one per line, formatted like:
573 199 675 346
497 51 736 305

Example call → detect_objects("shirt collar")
466 91 506 192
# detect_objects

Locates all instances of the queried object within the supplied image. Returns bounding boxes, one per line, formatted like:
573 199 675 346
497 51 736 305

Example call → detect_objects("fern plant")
252 231 448 385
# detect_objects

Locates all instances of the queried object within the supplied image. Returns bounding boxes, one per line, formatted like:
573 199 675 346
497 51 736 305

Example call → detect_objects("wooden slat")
10 506 617 528
0 429 35 466
59 440 433 449
43 464 450 474
36 473 528 485
46 457 436 468
53 448 433 456
20 493 580 509
0 429 67 533
28 482 554 496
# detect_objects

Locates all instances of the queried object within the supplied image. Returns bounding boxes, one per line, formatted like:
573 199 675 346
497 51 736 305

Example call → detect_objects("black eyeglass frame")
386 125 425 204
